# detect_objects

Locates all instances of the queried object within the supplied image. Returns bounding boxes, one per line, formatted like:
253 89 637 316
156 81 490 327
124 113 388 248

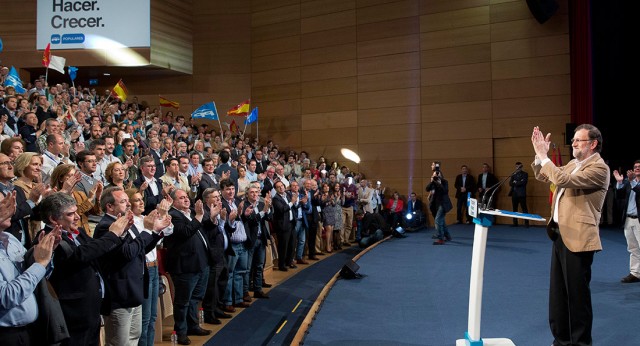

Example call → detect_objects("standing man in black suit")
147 137 167 179
303 179 320 260
613 161 640 283
454 165 476 224
242 183 273 299
509 161 529 227
273 180 296 271
40 193 126 346
253 149 268 174
215 150 239 188
94 186 167 346
261 165 276 198
165 189 211 344
477 163 499 204
201 188 232 324
197 158 225 201
133 156 174 215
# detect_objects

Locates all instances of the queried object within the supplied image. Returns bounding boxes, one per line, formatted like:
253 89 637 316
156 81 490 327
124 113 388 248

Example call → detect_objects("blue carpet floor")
304 224 640 346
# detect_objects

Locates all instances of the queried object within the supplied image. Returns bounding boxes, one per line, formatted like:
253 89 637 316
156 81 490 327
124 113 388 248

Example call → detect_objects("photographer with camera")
426 161 453 245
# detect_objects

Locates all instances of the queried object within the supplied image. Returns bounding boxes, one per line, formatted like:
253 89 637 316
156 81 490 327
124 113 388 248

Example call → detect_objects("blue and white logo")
51 34 61 44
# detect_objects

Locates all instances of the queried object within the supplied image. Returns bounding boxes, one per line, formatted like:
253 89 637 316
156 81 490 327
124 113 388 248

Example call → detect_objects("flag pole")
214 102 224 142
159 95 162 119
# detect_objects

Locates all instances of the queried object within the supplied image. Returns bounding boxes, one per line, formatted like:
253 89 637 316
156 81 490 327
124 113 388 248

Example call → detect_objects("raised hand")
157 198 171 218
627 170 636 181
29 183 49 202
139 181 149 192
220 207 228 221
613 170 624 183
0 190 17 223
531 126 551 160
34 230 56 267
110 213 131 237
194 200 204 217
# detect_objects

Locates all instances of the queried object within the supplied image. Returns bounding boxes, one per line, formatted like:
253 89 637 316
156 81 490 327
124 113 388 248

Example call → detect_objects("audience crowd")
0 75 421 346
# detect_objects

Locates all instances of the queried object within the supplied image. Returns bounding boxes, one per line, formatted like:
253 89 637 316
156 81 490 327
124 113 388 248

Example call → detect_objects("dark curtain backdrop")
590 0 640 172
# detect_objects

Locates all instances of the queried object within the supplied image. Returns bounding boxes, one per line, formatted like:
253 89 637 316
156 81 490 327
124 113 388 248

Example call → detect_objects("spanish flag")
227 99 250 116
159 96 180 109
230 119 240 134
42 43 51 67
111 79 128 101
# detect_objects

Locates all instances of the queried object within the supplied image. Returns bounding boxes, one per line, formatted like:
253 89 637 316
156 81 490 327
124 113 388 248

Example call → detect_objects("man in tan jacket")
531 124 609 346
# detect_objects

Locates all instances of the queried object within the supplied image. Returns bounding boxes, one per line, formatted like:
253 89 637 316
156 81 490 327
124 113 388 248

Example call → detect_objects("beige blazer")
358 186 374 213
532 153 610 252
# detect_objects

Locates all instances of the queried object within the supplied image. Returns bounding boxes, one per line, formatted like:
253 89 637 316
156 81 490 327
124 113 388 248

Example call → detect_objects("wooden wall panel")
492 95 570 119
301 60 357 82
252 4 301 27
422 120 493 140
252 52 301 72
491 35 569 61
421 81 492 104
301 27 357 50
357 17 420 42
356 0 420 25
492 75 570 99
358 106 422 126
357 70 421 92
300 77 358 98
357 35 420 58
422 139 493 159
358 52 421 75
301 44 357 66
358 124 421 144
492 55 570 80
422 101 492 122
421 44 491 68
419 0 490 15
300 94 358 114
251 20 300 42
301 111 359 130
252 36 301 57
301 0 356 18
421 63 492 86
419 25 491 50
358 88 421 109
301 10 356 34
420 6 490 32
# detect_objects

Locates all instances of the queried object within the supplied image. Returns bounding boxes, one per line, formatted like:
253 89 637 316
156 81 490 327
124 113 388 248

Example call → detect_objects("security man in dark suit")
509 161 529 227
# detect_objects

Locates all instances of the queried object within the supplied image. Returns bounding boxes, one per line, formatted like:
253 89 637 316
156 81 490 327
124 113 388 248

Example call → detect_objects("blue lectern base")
456 338 515 346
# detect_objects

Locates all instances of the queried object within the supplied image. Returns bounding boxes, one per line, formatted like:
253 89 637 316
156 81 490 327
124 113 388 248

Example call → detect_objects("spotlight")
405 213 412 220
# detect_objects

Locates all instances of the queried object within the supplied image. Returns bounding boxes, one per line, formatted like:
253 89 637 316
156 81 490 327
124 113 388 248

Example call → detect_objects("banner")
36 0 150 50
227 99 250 116
3 67 27 94
245 107 258 125
191 102 219 120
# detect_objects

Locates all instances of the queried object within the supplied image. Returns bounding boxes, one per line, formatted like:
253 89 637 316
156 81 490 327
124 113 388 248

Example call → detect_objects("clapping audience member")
51 164 102 237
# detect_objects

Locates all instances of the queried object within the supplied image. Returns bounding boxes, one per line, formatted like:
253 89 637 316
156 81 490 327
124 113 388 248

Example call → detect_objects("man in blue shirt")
0 190 58 345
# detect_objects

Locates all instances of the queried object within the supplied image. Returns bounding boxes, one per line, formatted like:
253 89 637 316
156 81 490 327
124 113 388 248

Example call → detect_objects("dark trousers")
277 227 294 269
512 195 529 226
202 260 228 319
0 326 30 346
307 222 317 257
172 268 210 335
550 234 594 346
456 197 471 222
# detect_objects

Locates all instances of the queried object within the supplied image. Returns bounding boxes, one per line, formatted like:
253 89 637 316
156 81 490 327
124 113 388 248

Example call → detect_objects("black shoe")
254 290 270 299
177 335 191 345
262 282 272 288
445 234 452 241
278 267 288 271
187 327 212 336
510 224 518 227
433 239 445 245
204 317 222 325
621 273 640 283
289 264 298 269
214 310 232 319
456 221 463 224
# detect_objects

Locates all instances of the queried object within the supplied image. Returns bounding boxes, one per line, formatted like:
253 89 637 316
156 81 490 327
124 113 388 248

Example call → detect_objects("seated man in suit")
40 192 126 346
164 189 211 345
404 192 425 230
93 186 168 346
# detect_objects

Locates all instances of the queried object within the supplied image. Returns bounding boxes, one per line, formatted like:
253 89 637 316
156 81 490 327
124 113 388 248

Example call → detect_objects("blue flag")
245 107 258 125
191 102 219 120
0 37 3 52
68 66 78 81
3 66 26 94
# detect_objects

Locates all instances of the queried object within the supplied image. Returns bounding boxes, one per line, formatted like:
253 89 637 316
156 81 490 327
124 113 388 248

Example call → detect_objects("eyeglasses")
570 138 592 144
0 161 13 166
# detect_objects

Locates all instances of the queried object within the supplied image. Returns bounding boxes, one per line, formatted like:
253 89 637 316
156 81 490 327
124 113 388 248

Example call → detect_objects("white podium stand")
456 198 545 346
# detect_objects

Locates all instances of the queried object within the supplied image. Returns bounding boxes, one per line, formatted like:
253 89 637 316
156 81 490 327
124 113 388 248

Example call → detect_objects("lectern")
456 198 545 346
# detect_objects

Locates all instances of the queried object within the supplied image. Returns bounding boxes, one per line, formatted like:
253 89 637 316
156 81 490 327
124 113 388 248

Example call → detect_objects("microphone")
482 167 521 210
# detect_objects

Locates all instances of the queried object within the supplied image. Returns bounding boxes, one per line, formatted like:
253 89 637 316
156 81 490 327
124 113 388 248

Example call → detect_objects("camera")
434 163 440 172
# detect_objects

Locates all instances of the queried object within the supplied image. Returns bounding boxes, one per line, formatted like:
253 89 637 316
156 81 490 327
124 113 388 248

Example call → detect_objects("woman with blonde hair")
105 161 128 188
51 164 102 237
13 152 43 240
